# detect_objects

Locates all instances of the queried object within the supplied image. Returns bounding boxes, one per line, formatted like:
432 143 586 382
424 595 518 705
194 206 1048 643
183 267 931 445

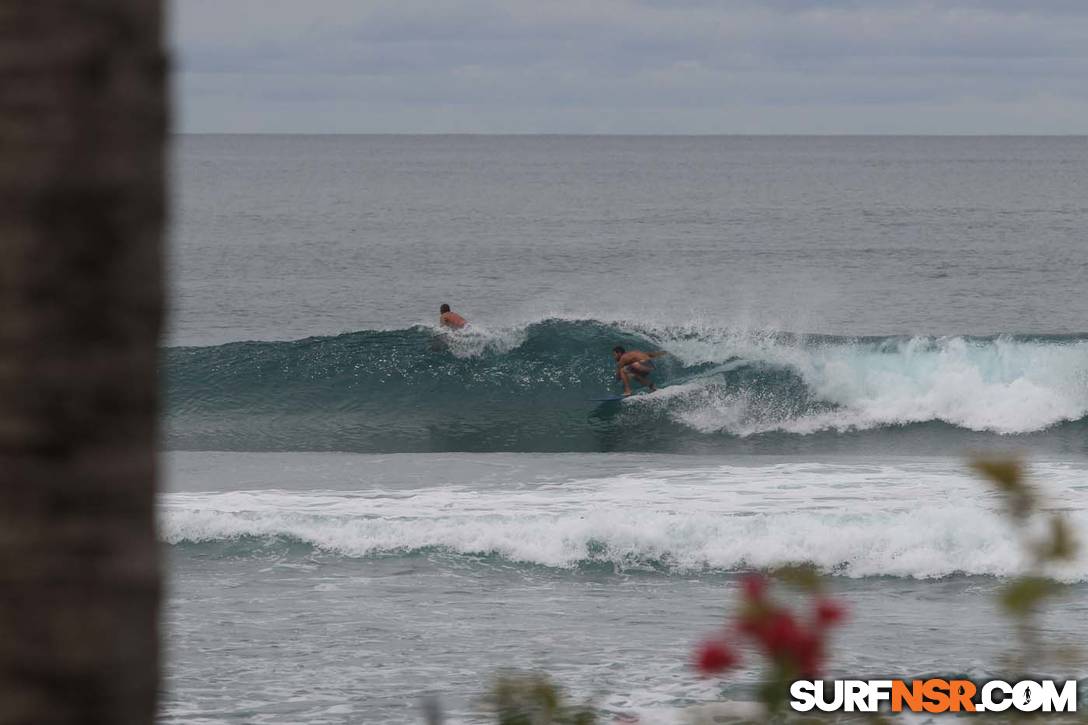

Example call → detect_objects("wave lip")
163 320 1088 452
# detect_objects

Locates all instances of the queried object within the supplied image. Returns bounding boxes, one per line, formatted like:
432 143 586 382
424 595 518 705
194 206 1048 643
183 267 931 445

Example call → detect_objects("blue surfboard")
589 395 627 402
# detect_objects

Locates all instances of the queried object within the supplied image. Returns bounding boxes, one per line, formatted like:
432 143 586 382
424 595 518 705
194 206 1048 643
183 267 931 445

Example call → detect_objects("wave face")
163 320 1088 453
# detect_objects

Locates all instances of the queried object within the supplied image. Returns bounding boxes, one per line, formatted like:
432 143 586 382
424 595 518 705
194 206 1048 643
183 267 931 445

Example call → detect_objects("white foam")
431 323 528 358
161 460 1088 581
166 503 1074 579
641 332 1088 435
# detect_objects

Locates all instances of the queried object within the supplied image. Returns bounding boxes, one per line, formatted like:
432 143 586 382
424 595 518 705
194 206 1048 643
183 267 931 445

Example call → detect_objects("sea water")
161 135 1088 723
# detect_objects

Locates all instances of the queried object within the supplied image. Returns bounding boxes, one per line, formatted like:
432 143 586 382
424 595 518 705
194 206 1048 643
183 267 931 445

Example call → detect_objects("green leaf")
970 458 1024 491
970 457 1035 519
1036 515 1079 562
771 564 823 593
1000 576 1059 617
483 672 598 725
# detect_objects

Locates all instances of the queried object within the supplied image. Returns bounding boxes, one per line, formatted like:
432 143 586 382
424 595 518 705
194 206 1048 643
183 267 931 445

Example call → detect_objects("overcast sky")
173 0 1088 134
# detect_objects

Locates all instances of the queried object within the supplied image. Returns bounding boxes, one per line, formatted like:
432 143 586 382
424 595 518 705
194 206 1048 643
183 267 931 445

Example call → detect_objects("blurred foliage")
482 672 597 725
970 456 1079 677
771 564 824 594
971 458 1077 608
999 576 1060 617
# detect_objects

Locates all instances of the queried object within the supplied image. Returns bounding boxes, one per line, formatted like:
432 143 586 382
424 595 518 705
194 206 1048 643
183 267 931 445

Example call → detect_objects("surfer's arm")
648 351 668 359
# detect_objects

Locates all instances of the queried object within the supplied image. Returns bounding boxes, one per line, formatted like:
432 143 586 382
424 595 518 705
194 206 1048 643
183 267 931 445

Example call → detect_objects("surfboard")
590 387 667 402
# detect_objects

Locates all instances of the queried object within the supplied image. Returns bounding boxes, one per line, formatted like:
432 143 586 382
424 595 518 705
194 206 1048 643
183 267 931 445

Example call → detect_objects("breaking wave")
161 490 1088 581
163 319 1088 453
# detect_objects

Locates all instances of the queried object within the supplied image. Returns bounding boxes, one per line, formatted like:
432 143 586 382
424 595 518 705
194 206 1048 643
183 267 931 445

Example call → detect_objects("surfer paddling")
439 303 467 330
612 346 667 396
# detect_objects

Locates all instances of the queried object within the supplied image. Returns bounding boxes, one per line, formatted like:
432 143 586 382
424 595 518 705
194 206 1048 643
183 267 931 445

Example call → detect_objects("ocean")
161 135 1088 723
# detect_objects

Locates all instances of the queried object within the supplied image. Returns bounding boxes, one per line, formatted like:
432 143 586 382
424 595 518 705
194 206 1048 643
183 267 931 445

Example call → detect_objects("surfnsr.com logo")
790 679 1078 713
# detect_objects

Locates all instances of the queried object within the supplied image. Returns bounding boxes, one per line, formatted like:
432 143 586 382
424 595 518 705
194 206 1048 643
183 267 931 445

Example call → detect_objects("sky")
172 0 1088 134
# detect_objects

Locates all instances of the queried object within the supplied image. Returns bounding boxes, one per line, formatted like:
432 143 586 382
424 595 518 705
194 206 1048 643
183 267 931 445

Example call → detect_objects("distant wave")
161 490 1088 581
163 319 1088 453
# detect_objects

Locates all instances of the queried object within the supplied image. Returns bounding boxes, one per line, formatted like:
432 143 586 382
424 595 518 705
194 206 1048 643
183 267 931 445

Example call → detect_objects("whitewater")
163 454 1088 581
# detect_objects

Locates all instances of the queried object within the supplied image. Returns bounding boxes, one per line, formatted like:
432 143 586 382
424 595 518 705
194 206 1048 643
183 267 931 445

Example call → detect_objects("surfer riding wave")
613 345 667 396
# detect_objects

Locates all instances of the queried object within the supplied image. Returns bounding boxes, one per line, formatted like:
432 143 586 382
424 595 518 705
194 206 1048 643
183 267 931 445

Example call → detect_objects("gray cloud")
172 0 1088 133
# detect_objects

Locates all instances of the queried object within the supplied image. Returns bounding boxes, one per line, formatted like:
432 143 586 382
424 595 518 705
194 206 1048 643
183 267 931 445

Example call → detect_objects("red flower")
741 573 767 602
694 639 739 674
757 610 802 656
741 608 827 674
792 629 825 677
814 598 846 628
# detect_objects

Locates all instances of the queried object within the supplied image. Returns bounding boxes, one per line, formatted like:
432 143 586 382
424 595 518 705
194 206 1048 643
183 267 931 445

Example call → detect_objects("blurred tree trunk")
0 2 166 723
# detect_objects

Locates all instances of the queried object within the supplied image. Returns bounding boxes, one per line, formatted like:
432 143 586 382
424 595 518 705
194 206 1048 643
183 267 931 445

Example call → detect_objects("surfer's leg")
619 367 633 395
625 361 656 392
